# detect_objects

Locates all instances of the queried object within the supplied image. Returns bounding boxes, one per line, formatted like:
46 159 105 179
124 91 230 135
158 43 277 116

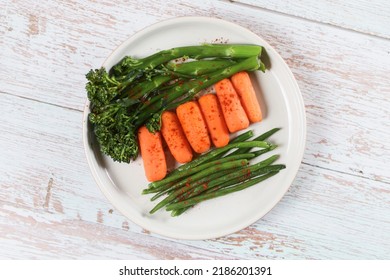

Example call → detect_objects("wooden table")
1 0 389 259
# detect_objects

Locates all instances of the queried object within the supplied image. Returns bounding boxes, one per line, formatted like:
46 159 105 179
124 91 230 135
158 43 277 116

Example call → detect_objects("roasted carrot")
138 126 167 182
215 78 249 133
161 111 193 163
231 71 262 123
176 101 211 154
198 94 230 148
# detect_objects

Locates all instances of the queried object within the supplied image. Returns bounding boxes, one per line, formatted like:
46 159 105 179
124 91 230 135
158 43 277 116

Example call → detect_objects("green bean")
146 153 256 190
166 171 280 211
210 130 254 161
228 128 280 156
150 166 244 201
229 130 254 143
174 155 280 203
170 141 270 174
171 165 284 215
170 208 189 217
149 159 250 214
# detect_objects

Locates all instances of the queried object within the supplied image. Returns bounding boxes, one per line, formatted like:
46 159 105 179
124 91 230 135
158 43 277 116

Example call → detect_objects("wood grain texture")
1 0 390 259
232 0 390 39
1 0 159 110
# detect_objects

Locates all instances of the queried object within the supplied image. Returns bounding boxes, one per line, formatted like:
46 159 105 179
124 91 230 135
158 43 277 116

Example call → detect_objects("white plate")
82 17 306 240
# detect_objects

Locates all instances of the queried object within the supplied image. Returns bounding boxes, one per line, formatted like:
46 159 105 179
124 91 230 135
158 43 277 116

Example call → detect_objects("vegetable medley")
85 44 285 216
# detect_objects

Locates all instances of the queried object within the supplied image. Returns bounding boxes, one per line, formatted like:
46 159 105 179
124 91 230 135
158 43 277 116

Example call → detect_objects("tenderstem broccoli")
86 44 265 163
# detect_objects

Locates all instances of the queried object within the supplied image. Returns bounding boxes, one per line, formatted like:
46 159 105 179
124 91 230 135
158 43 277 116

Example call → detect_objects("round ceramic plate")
82 17 306 240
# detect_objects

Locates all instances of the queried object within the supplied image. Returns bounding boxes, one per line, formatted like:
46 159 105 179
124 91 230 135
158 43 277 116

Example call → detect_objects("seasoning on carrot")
138 126 167 182
176 101 211 154
214 78 249 133
231 71 262 123
198 94 230 148
161 111 193 163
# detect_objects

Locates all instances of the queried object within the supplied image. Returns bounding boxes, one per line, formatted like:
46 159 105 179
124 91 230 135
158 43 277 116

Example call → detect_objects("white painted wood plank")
1 0 389 184
1 0 390 259
1 93 389 259
0 0 160 110
232 0 390 39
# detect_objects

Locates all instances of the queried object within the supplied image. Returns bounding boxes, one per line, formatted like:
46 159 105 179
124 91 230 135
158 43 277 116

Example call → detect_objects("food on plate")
166 165 283 213
137 126 167 182
163 130 255 177
86 44 265 163
148 158 253 214
85 42 287 216
198 94 230 148
142 128 284 216
176 101 211 154
215 78 250 133
160 111 193 163
231 71 262 123
145 153 256 192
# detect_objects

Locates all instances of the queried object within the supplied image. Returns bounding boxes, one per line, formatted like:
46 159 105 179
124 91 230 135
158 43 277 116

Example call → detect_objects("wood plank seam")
301 162 390 185
1 90 84 113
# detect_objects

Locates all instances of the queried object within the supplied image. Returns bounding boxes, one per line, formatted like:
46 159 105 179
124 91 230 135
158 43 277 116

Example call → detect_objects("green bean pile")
142 128 285 217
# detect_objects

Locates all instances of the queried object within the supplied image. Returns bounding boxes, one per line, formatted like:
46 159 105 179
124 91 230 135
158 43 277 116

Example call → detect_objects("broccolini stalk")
138 55 262 130
122 75 173 101
88 44 261 108
165 59 237 76
111 44 262 78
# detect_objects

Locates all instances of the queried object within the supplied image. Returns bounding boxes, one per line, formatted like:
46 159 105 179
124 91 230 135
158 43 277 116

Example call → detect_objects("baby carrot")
231 71 262 123
176 101 211 154
160 111 193 163
138 126 167 182
215 78 249 133
198 94 230 148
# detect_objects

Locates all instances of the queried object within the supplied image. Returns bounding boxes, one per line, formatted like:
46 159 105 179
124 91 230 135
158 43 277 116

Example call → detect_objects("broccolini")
86 44 265 163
